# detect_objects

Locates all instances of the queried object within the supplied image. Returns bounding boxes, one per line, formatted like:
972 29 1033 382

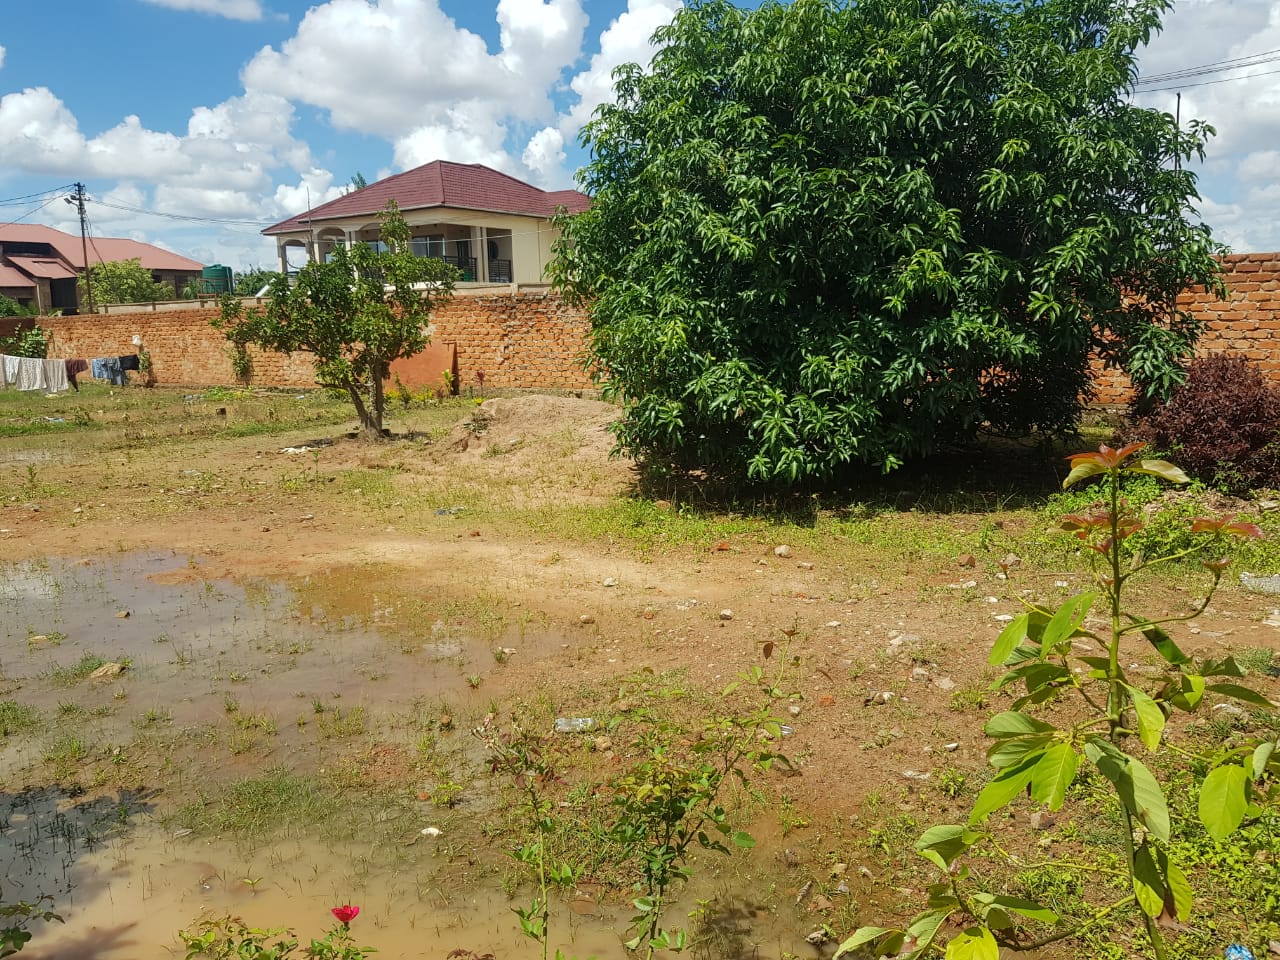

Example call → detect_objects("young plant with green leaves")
181 906 373 959
608 640 791 957
837 443 1278 960
214 201 457 438
481 723 582 960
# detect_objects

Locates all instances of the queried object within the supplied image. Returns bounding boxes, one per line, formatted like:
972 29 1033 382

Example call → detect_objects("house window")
410 235 445 258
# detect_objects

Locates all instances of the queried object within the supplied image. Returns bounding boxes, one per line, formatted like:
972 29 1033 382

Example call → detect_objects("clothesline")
0 354 141 393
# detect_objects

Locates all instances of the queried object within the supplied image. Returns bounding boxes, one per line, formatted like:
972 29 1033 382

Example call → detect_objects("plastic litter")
1240 572 1280 595
554 718 595 733
1224 946 1256 960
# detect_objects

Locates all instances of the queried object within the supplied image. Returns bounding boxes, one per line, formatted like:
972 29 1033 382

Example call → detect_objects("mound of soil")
443 396 618 463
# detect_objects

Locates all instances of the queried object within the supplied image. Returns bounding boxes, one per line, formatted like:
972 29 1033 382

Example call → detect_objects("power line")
1136 47 1280 84
0 195 63 228
0 184 76 207
93 199 277 226
1138 66 1280 93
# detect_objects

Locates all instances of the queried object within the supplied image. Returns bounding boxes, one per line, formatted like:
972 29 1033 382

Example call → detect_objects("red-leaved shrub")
1131 354 1280 495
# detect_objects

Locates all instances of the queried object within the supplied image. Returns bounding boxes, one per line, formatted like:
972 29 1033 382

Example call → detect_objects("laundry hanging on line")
0 353 141 392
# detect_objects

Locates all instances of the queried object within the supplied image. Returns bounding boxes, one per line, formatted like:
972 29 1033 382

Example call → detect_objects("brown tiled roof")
0 264 35 288
7 256 79 280
0 224 202 271
263 161 591 235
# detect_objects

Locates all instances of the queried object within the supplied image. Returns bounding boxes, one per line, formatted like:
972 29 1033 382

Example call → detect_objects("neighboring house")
262 160 591 285
0 224 203 314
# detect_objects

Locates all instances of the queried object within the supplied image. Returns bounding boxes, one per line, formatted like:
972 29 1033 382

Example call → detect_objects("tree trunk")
368 362 387 438
347 383 380 440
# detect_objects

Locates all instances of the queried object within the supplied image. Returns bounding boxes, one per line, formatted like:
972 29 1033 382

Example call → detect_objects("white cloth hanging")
42 359 69 393
1 355 18 387
14 357 47 392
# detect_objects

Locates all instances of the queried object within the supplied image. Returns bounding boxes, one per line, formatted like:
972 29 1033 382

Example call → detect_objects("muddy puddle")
0 555 826 959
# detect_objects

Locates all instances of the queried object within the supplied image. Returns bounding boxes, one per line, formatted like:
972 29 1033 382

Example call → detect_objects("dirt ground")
1 388 1278 959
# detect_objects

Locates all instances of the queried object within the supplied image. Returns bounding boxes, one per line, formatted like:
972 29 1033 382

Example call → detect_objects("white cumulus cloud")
139 0 265 20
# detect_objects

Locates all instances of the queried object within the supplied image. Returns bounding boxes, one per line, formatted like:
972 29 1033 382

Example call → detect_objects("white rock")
603 577 618 587
774 545 793 558
719 609 734 621
421 826 442 837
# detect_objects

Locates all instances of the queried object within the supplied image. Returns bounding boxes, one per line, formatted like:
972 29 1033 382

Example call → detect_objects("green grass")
175 767 340 838
48 654 110 686
0 699 39 736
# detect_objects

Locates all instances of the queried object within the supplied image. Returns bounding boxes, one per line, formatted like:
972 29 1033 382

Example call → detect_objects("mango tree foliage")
81 259 175 305
215 202 457 438
552 0 1223 483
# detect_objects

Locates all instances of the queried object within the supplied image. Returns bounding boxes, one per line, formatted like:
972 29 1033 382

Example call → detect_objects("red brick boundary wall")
1093 252 1280 405
28 255 1280 401
35 289 593 391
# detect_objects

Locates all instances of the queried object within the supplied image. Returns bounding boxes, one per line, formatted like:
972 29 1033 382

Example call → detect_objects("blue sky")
0 0 1277 272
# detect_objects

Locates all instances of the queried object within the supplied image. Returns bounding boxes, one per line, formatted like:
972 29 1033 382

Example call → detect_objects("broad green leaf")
1132 844 1165 917
1127 460 1190 484
989 895 1059 924
1199 764 1249 840
1138 622 1191 666
1201 656 1244 678
985 711 1055 739
834 927 895 959
1125 684 1167 752
970 753 1040 824
1030 742 1079 810
730 831 755 848
1062 462 1106 489
1085 739 1171 841
1169 673 1205 712
1040 593 1096 653
1252 741 1276 781
989 614 1029 666
904 910 950 958
988 734 1054 770
1207 682 1278 709
915 825 981 870
1162 852 1193 922
944 926 998 960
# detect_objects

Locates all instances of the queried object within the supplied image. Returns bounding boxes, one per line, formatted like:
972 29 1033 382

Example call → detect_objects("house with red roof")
262 160 590 286
0 223 203 314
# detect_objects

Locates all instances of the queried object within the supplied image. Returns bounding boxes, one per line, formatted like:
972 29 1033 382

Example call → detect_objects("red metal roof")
0 223 202 271
263 161 591 236
7 256 79 280
0 264 35 288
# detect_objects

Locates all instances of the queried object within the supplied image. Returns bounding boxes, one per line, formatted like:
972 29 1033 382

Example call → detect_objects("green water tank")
201 264 234 294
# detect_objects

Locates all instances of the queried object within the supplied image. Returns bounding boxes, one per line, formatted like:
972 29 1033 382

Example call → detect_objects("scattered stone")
603 577 618 587
300 513 315 521
902 769 931 781
261 526 271 533
1213 703 1248 718
593 736 613 753
24 504 40 513
797 561 814 570
830 863 848 877
719 609 734 621
469 530 481 537
1268 940 1280 957
773 544 794 559
810 895 835 913
866 691 897 706
818 694 836 707
714 541 731 552
115 610 130 619
825 620 841 628
956 553 976 568
1029 811 1056 831
421 826 443 837
498 647 517 659
89 662 126 681
994 614 1015 622
910 666 931 682
578 614 595 625
985 596 1000 603
1055 580 1070 589
438 715 453 729
932 676 957 691
1000 553 1022 572
172 828 193 839
788 704 802 718
943 741 960 752
642 608 656 620
805 930 832 946
948 580 978 590
72 507 82 514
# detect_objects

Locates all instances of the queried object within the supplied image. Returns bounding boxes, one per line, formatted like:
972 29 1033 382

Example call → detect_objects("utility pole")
68 182 93 313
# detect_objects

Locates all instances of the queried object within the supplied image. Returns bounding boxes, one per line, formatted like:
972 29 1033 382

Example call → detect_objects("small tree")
80 259 174 306
553 0 1224 485
214 201 457 438
233 267 281 296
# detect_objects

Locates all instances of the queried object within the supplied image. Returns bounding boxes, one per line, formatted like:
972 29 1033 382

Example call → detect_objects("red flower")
332 905 360 925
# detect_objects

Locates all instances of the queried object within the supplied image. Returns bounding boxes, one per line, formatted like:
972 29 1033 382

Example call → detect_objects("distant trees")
213 202 457 438
553 0 1224 485
81 259 174 306
233 268 282 296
